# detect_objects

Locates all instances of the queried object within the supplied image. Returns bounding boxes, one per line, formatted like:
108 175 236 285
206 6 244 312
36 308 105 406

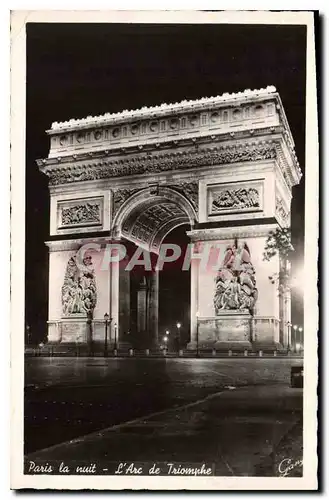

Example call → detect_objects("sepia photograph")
10 10 318 490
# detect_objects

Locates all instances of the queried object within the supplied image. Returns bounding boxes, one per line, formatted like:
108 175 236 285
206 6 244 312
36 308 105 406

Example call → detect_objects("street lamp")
114 322 118 352
26 325 31 346
165 330 170 350
176 322 181 353
38 342 44 357
293 324 298 352
163 335 168 354
298 326 303 351
287 321 292 351
196 311 200 357
104 313 110 357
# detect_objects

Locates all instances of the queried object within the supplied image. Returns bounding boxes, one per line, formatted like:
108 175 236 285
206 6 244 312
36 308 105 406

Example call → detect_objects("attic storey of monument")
38 86 301 350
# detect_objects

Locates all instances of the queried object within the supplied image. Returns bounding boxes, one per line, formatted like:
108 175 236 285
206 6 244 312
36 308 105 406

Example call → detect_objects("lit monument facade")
37 86 301 351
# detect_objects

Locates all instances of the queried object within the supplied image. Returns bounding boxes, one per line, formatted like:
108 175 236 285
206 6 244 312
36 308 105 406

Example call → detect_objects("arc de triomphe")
37 86 301 351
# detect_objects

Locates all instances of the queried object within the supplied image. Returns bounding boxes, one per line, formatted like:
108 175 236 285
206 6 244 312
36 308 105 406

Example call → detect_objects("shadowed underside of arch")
113 187 197 253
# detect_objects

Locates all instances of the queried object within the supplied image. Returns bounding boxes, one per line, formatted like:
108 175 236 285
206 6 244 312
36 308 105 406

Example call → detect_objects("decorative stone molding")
44 142 277 186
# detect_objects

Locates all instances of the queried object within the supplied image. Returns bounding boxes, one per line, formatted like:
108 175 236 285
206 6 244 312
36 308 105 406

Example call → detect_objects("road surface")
25 356 303 469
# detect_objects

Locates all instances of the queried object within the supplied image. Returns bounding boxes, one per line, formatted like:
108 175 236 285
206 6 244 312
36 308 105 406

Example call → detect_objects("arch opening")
113 187 197 254
115 189 194 350
158 224 191 350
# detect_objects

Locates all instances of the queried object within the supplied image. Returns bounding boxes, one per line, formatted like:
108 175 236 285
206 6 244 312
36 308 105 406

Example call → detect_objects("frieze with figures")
60 202 102 227
211 187 260 213
46 142 278 186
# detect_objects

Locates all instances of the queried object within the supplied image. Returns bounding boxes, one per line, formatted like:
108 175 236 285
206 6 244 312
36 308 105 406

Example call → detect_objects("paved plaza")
25 357 303 476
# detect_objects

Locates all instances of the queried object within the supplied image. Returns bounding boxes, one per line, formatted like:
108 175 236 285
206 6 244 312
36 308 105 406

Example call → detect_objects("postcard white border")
10 9 318 491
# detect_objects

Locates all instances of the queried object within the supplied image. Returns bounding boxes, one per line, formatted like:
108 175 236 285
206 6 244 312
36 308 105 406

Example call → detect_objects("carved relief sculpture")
62 254 97 316
214 240 258 314
212 187 260 213
170 182 199 212
112 188 141 216
61 202 101 227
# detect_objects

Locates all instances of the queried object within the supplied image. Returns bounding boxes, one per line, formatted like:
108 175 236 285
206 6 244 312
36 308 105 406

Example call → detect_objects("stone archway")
112 186 197 253
113 186 196 348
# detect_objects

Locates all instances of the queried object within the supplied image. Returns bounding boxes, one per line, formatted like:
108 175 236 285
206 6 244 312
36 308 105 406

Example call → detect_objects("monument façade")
36 86 301 351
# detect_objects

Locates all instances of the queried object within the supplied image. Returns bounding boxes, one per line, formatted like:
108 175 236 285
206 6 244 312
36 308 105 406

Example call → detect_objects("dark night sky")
25 23 306 339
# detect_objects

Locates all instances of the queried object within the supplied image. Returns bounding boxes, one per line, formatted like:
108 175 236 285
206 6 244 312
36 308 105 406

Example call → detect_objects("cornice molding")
187 223 279 241
48 86 278 133
46 237 112 252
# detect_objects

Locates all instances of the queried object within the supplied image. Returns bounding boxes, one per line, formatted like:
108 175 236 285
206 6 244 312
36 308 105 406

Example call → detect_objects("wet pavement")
26 381 302 476
25 356 303 468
